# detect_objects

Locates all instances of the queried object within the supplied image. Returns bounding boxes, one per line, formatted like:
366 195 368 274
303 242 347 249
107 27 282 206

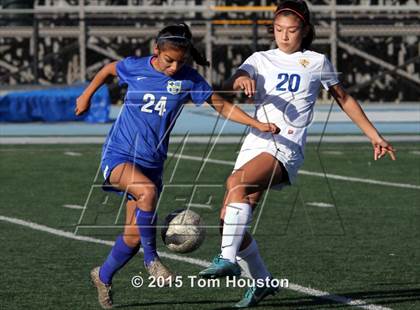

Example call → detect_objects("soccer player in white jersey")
199 0 396 307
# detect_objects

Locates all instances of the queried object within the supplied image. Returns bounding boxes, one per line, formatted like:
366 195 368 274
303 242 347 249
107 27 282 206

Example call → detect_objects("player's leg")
225 179 281 307
219 190 262 252
235 203 279 308
221 152 286 264
98 200 141 283
91 200 141 309
219 190 271 275
109 162 159 265
200 152 287 278
235 239 280 308
233 191 270 276
224 152 286 204
109 162 173 281
123 199 141 247
219 190 272 280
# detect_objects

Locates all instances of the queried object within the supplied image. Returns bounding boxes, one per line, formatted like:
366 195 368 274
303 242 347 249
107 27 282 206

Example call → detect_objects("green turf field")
1 142 419 309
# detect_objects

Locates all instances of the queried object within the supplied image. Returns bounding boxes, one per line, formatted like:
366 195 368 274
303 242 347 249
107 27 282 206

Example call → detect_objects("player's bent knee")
226 179 248 201
131 185 158 206
226 174 241 192
141 186 158 206
123 233 140 248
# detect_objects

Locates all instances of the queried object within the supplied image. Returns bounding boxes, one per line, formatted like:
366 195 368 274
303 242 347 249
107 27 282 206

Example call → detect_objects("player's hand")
255 122 280 134
75 94 91 116
233 76 256 98
371 136 396 160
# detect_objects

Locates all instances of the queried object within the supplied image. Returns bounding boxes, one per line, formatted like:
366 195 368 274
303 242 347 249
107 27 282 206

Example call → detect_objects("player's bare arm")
223 70 256 98
330 84 396 160
207 93 279 134
75 61 118 116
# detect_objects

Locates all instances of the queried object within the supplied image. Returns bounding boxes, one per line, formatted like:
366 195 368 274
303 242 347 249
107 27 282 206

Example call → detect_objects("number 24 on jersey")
141 93 167 116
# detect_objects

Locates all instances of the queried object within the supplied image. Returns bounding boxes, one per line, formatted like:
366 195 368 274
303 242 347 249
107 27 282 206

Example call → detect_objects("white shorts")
233 132 304 190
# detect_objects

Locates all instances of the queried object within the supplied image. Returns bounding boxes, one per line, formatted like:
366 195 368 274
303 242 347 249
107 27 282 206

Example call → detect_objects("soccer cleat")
144 257 175 286
234 279 280 308
90 267 113 309
198 255 241 279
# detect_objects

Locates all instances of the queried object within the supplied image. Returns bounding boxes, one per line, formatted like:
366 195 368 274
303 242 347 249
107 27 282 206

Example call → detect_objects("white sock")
237 237 271 280
220 203 252 263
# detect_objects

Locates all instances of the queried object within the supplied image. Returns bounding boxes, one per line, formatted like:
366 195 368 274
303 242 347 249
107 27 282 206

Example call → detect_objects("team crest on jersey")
299 58 310 68
167 80 182 95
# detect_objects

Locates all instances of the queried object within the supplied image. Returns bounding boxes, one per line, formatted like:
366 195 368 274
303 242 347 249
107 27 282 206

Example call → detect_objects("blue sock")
99 235 139 284
135 209 158 266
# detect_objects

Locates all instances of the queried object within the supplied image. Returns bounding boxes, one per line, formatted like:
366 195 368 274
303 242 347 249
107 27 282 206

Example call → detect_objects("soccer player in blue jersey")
75 23 279 309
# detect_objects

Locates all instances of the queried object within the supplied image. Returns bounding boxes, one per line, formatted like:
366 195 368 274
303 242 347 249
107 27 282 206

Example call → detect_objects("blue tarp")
0 84 110 123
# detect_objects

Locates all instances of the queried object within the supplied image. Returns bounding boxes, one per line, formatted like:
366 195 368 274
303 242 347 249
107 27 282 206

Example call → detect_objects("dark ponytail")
190 45 210 67
269 0 315 50
156 23 209 67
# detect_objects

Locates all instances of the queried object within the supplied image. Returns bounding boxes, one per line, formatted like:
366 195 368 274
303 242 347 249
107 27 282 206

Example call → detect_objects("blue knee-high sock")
99 235 139 285
135 209 158 266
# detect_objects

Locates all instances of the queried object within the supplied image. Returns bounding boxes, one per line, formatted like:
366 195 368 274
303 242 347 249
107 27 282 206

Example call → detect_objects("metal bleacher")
0 0 419 102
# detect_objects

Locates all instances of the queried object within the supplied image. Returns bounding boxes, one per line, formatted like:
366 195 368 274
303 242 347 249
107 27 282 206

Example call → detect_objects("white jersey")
235 48 339 184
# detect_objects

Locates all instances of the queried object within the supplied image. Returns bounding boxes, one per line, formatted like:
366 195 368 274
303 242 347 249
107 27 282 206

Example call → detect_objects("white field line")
322 151 344 155
0 215 391 310
64 151 82 156
289 283 392 310
306 202 335 208
298 170 420 190
62 204 84 210
167 153 420 190
187 203 213 209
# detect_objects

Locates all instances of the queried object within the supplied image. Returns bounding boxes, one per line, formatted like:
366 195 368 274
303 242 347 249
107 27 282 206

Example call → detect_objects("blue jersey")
102 56 213 169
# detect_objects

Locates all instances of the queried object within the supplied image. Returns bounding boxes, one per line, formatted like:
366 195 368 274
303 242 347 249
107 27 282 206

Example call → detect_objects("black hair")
268 0 315 50
156 23 210 67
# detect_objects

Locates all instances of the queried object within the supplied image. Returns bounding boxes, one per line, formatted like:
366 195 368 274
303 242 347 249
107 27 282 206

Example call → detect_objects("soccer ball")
161 209 206 254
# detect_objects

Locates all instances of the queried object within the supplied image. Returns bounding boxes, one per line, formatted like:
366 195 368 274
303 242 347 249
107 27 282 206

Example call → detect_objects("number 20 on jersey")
276 73 301 92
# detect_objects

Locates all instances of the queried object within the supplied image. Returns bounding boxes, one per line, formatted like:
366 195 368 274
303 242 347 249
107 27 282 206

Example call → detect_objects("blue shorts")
101 155 163 201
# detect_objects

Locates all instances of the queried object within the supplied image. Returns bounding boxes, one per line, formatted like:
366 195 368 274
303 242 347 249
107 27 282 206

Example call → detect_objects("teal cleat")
234 280 280 308
198 255 241 279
